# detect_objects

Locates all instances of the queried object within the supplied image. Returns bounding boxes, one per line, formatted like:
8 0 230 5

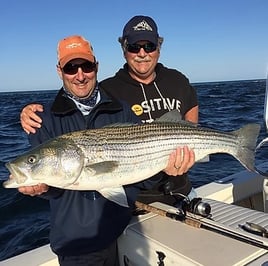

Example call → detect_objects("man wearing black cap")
20 15 198 206
100 15 199 205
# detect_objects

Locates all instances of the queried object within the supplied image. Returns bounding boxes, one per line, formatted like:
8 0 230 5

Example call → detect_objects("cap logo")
133 20 153 32
66 42 82 49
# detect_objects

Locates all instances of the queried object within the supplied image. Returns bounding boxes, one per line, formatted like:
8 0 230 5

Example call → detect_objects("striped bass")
4 111 260 207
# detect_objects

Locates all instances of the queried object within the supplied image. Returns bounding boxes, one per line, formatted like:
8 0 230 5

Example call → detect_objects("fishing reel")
163 181 211 217
180 197 211 217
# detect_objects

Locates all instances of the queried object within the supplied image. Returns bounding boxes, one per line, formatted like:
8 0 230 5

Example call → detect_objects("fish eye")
27 155 37 164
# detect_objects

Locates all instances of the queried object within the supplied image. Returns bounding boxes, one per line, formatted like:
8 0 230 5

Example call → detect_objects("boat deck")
2 199 268 266
118 200 268 265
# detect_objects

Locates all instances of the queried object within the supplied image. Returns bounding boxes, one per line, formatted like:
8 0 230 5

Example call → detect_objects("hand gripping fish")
4 111 261 207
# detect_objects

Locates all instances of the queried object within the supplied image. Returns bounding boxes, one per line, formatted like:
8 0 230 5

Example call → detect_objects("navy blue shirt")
29 87 156 256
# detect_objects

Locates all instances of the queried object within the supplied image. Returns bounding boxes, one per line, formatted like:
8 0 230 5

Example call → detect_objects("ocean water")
0 79 267 261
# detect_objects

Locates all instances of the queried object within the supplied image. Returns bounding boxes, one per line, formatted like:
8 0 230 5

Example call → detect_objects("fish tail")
233 124 260 171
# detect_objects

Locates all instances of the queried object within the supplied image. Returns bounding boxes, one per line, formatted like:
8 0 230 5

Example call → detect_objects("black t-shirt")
100 63 198 205
100 63 198 123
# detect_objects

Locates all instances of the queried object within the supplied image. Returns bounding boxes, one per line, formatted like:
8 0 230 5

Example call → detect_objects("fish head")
4 138 85 188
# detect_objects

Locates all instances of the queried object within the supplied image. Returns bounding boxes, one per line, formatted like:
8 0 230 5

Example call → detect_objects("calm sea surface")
0 79 267 260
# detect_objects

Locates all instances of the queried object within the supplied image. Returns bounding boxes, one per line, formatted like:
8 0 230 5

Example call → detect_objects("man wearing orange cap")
20 16 197 207
16 35 195 265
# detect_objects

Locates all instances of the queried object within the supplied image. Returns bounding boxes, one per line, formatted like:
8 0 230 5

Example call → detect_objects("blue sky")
1 0 268 92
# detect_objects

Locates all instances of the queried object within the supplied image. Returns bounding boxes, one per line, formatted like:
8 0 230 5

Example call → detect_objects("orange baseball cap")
57 35 95 67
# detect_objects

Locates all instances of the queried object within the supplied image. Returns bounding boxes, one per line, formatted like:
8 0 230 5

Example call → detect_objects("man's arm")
185 105 198 123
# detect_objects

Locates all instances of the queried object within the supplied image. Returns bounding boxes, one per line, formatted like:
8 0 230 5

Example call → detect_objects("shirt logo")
133 20 153 32
131 104 143 116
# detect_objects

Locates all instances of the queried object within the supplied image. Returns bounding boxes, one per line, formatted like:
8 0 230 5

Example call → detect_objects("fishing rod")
262 72 268 212
264 72 268 132
254 74 268 177
135 200 268 250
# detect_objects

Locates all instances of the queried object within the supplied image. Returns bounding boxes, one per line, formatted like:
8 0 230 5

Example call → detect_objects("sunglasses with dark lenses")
126 42 157 53
62 61 96 75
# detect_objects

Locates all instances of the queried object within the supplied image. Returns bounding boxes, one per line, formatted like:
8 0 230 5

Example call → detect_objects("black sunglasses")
126 42 157 53
62 61 97 75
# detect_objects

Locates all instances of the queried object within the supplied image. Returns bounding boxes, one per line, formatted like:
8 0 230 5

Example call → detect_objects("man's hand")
164 146 195 176
20 104 44 134
18 183 49 196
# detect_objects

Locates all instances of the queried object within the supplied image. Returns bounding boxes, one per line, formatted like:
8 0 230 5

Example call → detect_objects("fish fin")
155 110 198 127
155 110 182 123
85 161 119 175
99 187 129 207
103 122 137 128
178 120 199 127
197 155 210 163
233 123 261 171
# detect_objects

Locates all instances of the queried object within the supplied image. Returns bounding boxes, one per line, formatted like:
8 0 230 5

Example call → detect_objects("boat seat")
202 198 268 248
